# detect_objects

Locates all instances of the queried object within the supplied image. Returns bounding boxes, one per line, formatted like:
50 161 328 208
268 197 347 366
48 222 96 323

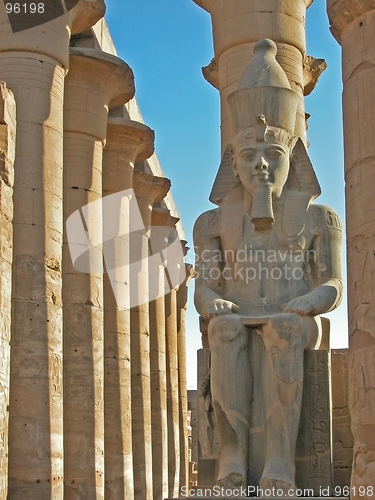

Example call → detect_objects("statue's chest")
218 214 312 309
219 213 303 265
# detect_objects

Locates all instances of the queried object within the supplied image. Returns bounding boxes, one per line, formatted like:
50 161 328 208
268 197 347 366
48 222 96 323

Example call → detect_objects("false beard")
250 185 274 231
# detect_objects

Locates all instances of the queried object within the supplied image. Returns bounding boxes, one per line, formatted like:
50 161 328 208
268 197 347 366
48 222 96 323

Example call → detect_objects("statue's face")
232 130 290 198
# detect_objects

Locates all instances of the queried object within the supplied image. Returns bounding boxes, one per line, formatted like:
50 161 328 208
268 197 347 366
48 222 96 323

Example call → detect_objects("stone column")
102 115 154 500
131 170 171 500
177 259 195 493
165 278 180 496
149 207 180 499
0 83 15 500
0 2 105 498
63 48 134 500
191 0 325 150
327 1 375 494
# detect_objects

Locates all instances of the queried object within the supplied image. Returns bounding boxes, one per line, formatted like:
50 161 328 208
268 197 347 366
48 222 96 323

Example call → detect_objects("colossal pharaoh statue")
194 39 343 493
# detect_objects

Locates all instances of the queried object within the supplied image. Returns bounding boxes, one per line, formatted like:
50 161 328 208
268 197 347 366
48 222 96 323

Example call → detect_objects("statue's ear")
229 144 238 177
209 144 240 205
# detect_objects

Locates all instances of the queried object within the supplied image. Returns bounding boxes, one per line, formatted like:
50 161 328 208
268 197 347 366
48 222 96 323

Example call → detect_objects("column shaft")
4 53 65 499
177 262 194 493
0 2 105 497
63 133 104 499
149 207 180 499
327 1 375 495
149 274 169 500
102 117 154 500
0 83 15 500
165 288 180 498
131 171 170 500
63 49 134 500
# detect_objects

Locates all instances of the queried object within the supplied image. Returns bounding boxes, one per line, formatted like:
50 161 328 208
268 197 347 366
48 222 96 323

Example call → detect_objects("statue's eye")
267 148 284 158
241 151 255 161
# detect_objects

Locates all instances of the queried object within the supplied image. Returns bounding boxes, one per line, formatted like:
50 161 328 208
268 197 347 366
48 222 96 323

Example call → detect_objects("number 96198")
5 3 45 14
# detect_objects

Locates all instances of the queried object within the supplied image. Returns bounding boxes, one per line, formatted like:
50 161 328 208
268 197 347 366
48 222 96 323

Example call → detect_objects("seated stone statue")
193 39 343 494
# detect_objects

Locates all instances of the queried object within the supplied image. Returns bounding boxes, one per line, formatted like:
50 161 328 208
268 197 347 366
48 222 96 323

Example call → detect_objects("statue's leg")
208 314 251 489
260 313 320 494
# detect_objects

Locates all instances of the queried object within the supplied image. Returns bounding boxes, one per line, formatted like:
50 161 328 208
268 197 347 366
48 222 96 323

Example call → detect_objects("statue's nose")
255 156 268 171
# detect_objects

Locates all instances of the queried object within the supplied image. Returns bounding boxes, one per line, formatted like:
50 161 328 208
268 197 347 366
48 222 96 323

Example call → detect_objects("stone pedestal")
131 170 171 500
0 83 15 500
102 115 154 500
327 0 375 495
191 0 323 150
0 2 105 497
63 48 134 500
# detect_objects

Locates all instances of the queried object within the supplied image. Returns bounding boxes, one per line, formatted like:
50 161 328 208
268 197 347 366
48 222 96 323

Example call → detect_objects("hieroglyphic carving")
296 350 333 493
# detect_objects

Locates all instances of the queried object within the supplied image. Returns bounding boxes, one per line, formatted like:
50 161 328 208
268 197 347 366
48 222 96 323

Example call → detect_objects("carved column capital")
0 0 105 69
133 171 171 227
64 48 134 142
327 0 375 43
70 0 106 36
106 117 154 162
104 117 154 193
151 206 180 228
191 0 314 150
177 264 195 310
191 0 311 58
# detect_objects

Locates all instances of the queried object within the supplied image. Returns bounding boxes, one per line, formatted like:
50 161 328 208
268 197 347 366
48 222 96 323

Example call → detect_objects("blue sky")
105 0 347 388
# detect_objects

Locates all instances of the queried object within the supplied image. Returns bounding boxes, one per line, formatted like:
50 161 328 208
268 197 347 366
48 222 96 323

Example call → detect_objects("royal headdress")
210 39 321 238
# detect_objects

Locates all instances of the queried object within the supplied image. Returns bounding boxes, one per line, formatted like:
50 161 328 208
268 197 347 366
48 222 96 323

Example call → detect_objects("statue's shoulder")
193 208 221 239
307 203 343 232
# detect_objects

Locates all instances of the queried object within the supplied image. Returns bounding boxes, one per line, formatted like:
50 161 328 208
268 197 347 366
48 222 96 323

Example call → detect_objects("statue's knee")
208 314 244 345
263 313 305 350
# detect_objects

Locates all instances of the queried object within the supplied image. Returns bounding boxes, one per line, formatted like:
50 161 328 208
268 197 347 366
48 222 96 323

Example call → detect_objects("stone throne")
197 317 333 494
193 39 343 495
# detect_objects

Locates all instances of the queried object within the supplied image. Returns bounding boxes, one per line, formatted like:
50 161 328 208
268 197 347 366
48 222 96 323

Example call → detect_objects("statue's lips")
254 173 270 181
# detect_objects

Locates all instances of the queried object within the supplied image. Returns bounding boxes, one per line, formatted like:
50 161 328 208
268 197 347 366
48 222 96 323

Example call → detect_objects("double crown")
228 38 300 141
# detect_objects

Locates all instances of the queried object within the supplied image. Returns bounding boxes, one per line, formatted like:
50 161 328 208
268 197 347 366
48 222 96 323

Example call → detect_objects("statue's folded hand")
205 299 240 318
282 284 339 316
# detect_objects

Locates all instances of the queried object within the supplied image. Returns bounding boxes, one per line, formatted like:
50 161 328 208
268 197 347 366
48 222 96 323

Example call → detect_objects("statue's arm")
193 209 239 319
283 205 343 316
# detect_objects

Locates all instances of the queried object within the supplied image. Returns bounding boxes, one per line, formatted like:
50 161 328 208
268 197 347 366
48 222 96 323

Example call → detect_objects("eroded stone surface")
0 82 15 500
